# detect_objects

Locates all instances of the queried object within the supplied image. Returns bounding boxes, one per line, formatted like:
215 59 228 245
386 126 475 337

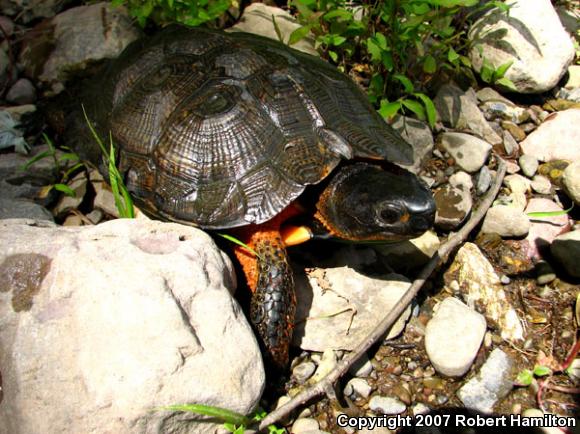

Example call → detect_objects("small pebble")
449 171 473 190
292 361 316 384
368 396 406 415
412 403 430 416
86 209 103 224
502 130 519 156
522 408 544 418
475 165 492 195
6 78 37 105
291 418 319 434
535 261 556 285
519 154 539 178
346 378 372 399
531 175 552 195
349 353 373 378
500 275 511 285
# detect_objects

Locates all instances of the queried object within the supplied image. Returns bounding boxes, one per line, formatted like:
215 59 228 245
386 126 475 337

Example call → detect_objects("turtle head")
315 162 435 241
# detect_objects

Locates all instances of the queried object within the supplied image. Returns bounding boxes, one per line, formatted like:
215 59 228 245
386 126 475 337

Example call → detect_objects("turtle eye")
378 204 402 225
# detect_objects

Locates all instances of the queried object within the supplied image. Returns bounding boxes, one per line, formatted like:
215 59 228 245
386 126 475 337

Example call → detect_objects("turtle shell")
85 26 414 229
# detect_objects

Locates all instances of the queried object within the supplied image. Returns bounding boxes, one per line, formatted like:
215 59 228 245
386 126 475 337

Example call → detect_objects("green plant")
160 404 285 433
288 0 511 127
82 105 135 218
515 364 552 387
478 55 517 90
111 0 233 27
20 133 83 197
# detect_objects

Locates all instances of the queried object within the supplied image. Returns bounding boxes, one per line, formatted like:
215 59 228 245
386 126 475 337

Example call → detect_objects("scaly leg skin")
233 226 296 370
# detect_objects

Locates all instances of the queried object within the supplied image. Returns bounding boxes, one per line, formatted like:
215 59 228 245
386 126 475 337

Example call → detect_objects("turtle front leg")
233 226 296 370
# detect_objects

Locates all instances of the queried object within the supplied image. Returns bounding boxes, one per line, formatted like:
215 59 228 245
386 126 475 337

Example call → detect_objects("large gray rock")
520 109 580 161
19 2 140 87
425 297 487 377
0 219 264 434
293 267 412 351
228 3 317 56
468 0 575 94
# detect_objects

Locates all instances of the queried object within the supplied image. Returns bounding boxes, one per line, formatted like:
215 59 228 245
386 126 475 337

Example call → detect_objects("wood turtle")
57 25 436 369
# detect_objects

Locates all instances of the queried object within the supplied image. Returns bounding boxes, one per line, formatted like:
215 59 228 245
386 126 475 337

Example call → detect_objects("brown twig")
257 157 507 432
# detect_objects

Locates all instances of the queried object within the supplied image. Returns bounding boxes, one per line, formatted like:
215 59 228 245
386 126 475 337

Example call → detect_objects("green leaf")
393 74 414 93
402 99 426 120
495 60 513 78
480 58 494 83
447 47 459 64
460 55 472 67
414 93 437 128
328 50 338 63
366 38 382 62
58 152 80 163
218 233 263 261
160 404 250 427
426 0 478 6
527 204 574 218
20 150 53 171
533 365 552 377
291 0 314 19
53 183 76 197
381 51 394 71
378 99 402 119
323 9 352 21
515 369 533 386
288 25 310 46
495 77 517 91
423 55 437 74
374 32 388 50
